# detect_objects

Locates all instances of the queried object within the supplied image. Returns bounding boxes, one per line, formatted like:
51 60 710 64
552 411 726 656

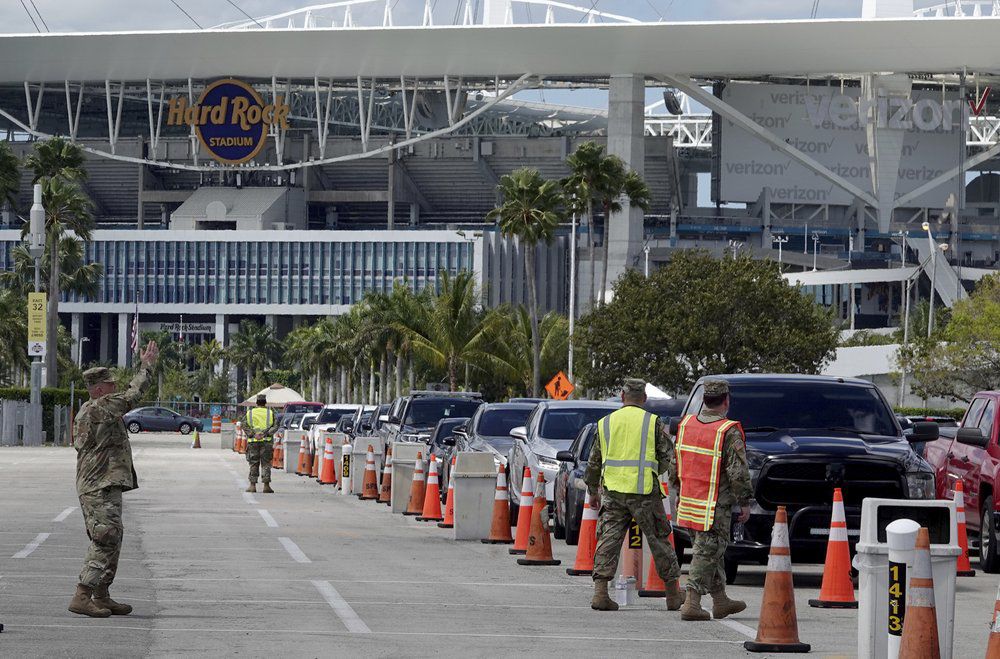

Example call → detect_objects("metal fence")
0 400 70 446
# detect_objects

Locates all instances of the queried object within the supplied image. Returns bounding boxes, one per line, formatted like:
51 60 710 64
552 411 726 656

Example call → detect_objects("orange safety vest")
675 414 743 531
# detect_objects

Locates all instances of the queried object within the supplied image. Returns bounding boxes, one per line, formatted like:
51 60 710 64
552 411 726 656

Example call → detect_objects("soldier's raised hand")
140 340 159 367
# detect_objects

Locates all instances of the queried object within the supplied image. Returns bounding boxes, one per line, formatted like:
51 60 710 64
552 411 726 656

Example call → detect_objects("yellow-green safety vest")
245 407 275 441
596 406 658 495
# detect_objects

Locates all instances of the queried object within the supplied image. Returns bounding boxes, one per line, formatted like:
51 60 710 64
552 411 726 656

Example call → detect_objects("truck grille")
757 459 904 509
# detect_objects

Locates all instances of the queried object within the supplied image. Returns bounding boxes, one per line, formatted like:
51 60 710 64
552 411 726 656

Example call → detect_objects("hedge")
0 387 77 442
894 407 967 421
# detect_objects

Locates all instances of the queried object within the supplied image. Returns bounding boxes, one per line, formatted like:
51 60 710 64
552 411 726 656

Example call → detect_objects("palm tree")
489 168 564 396
228 320 282 396
0 141 20 211
192 339 226 374
0 288 29 386
487 306 570 396
24 135 88 183
1 237 103 299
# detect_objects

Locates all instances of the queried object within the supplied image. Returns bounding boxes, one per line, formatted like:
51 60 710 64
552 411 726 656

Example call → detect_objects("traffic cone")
319 438 337 485
275 439 284 470
481 466 515 544
745 506 810 653
809 488 857 608
311 437 321 479
438 456 457 528
403 452 426 515
955 481 976 576
509 467 534 555
295 438 307 475
899 527 941 659
191 429 201 449
416 456 444 521
566 491 599 576
516 473 561 566
378 446 393 504
359 445 379 500
639 480 675 595
986 580 1000 658
271 438 280 468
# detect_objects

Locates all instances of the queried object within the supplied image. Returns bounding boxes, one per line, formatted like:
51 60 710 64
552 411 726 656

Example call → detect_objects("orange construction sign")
545 371 575 401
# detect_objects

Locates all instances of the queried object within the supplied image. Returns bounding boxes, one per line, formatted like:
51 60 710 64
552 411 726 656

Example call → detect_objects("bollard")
886 518 920 659
340 442 353 495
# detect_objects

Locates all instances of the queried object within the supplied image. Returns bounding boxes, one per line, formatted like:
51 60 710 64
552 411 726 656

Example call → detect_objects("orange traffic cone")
295 438 307 475
809 488 857 608
359 445 379 500
509 467 534 555
481 467 514 544
403 452 426 516
640 480 675 595
416 456 444 521
319 438 337 485
745 506 810 653
986 580 1000 658
955 481 976 577
272 438 282 469
378 446 393 504
899 527 941 659
311 437 321 478
566 491 599 576
516 473 561 566
438 456 457 528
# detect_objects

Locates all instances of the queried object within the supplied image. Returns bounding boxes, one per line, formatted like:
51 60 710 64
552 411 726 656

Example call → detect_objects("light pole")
77 336 90 369
772 235 788 264
643 244 650 278
927 239 949 339
811 233 820 272
568 209 577 384
27 183 45 443
728 240 742 260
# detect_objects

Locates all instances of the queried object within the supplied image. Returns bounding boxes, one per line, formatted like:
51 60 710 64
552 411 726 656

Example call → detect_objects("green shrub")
894 407 967 421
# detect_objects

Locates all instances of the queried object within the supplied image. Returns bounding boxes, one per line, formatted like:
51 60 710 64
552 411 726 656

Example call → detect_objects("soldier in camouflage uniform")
69 341 158 618
667 378 752 621
584 378 683 612
244 394 278 493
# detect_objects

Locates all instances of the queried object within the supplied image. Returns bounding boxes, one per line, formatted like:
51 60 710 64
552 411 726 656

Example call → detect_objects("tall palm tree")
0 288 29 386
489 168 564 396
192 339 226 374
487 306 570 396
2 237 103 299
0 141 20 211
24 135 88 183
228 320 282 396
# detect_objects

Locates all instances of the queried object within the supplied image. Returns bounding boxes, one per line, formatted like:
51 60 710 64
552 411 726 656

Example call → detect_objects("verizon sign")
719 83 962 206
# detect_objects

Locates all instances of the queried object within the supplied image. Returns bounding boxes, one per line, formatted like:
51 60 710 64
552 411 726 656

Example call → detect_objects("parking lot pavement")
1 433 997 657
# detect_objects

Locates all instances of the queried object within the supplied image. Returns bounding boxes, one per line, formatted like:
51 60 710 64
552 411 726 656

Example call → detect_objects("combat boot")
679 589 711 621
262 483 274 494
664 579 684 611
93 585 133 615
710 588 746 619
68 584 111 618
246 481 256 493
590 579 619 611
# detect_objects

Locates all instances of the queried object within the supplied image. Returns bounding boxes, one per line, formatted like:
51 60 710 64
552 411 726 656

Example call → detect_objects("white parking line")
242 492 258 505
278 537 311 564
52 507 76 522
257 509 278 528
312 580 371 633
13 533 50 559
715 618 756 638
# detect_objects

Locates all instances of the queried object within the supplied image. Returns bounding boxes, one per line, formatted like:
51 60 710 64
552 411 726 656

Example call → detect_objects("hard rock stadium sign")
166 78 290 165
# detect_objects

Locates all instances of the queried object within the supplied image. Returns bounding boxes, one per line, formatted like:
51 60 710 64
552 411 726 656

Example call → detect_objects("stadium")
2 0 1000 369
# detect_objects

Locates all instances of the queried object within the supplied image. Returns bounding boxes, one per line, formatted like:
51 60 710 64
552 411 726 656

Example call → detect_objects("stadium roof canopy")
1 17 999 82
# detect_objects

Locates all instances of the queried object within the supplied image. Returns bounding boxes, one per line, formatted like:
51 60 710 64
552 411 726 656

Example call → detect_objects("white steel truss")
913 1 1000 17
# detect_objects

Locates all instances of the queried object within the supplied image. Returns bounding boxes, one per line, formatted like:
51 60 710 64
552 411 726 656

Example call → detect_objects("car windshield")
475 408 533 452
539 407 615 446
285 403 323 414
316 408 355 423
405 399 482 427
693 382 898 436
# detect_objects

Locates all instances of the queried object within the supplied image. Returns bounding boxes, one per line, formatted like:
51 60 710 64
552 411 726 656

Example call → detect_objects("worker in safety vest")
244 395 278 493
583 378 683 612
670 378 752 621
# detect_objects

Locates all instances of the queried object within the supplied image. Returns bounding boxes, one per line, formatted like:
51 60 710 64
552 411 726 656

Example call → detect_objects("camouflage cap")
703 379 729 396
256 395 268 406
83 367 116 387
622 378 647 395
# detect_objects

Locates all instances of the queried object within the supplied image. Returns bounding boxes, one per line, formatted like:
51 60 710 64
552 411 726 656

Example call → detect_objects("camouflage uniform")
667 409 752 595
245 407 278 484
584 411 681 584
73 363 151 589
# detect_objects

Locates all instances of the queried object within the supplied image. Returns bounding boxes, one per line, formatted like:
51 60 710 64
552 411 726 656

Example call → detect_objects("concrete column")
409 203 419 226
71 313 83 367
99 313 110 362
606 74 646 298
215 313 227 375
117 313 129 368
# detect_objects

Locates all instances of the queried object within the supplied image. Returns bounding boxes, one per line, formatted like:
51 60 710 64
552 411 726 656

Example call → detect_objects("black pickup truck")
670 374 938 583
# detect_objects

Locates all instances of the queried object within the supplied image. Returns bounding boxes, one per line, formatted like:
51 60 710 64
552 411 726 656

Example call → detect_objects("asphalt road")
1 432 997 658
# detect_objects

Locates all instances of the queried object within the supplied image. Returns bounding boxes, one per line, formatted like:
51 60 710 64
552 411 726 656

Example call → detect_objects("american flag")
130 298 139 354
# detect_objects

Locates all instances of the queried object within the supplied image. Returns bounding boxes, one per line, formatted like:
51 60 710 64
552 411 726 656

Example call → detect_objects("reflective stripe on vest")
675 414 740 531
597 406 657 495
245 408 274 441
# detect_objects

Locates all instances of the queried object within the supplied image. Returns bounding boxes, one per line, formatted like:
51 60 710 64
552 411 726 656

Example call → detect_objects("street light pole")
772 235 788 264
27 183 45 444
812 233 820 272
567 210 577 384
77 336 90 369
643 245 650 278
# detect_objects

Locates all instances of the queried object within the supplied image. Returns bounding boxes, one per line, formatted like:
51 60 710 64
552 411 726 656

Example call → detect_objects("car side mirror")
956 426 988 448
510 426 527 441
442 436 456 447
378 414 390 423
302 420 314 429
669 417 681 436
556 450 576 463
908 421 940 443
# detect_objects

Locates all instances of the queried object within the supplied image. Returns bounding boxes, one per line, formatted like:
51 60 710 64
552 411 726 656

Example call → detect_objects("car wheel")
981 496 1000 573
724 557 740 585
127 421 141 433
179 423 192 435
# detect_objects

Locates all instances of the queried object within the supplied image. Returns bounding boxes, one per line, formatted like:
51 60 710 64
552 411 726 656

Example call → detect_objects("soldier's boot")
679 589 711 621
68 584 111 618
590 579 619 611
710 588 746 619
245 481 256 493
665 579 684 611
93 585 133 615
262 482 274 494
